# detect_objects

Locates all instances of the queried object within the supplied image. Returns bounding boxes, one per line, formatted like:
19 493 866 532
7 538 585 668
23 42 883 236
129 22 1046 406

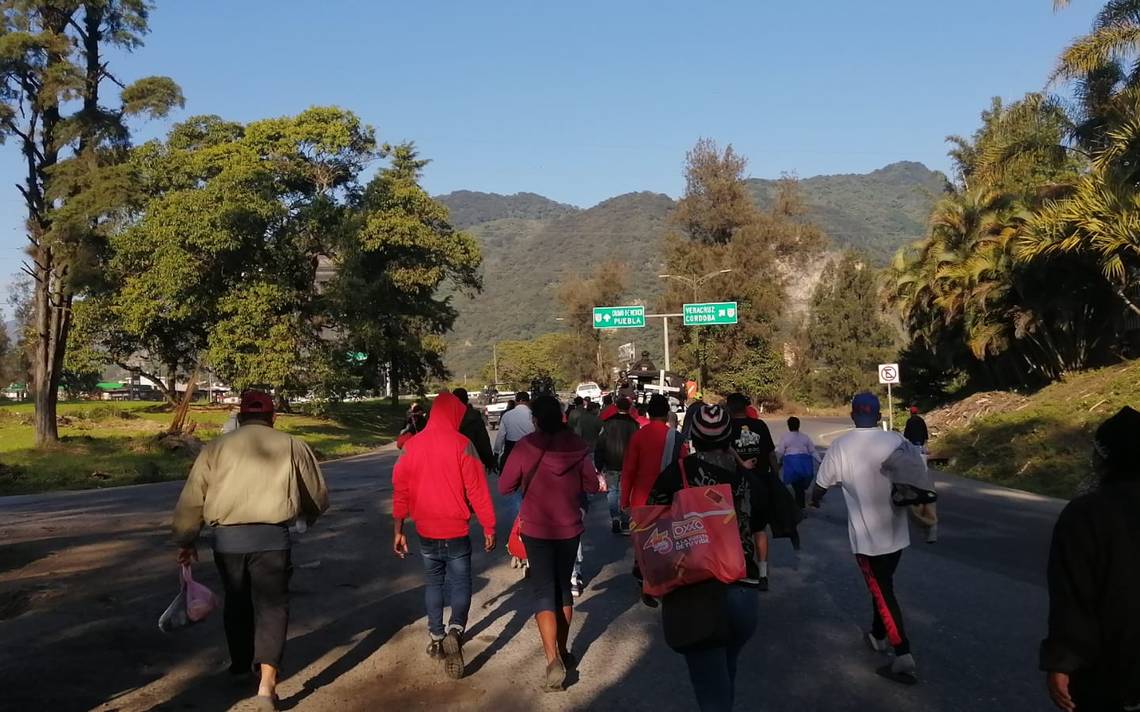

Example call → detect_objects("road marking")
818 427 854 438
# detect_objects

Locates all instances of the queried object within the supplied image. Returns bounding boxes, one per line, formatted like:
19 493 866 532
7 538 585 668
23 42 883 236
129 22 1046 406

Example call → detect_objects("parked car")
575 381 603 401
484 391 520 429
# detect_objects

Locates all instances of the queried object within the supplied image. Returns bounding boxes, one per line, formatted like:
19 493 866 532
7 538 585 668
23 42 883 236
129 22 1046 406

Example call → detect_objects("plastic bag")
158 565 218 632
158 588 190 632
183 565 218 622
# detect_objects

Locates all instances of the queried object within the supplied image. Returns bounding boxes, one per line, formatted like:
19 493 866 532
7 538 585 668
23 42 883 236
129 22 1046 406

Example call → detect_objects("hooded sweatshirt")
1040 479 1140 708
393 391 496 540
621 419 687 509
499 429 601 540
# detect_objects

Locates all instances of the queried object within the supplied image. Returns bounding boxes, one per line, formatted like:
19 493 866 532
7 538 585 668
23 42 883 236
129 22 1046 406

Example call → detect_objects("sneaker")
877 653 918 685
619 523 632 536
757 576 769 591
611 519 621 534
641 593 659 608
442 629 464 680
427 638 445 661
571 578 584 597
864 632 890 654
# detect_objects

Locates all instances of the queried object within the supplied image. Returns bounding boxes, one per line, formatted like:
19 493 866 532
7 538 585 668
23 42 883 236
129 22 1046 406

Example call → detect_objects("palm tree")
1052 1 1140 86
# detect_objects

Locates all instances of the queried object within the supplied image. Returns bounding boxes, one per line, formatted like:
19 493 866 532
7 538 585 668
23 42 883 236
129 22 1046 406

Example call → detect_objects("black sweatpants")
855 550 910 656
214 549 292 670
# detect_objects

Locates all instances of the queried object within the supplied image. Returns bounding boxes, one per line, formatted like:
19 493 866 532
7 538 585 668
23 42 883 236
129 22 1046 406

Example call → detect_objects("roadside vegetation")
0 400 405 496
927 362 1140 499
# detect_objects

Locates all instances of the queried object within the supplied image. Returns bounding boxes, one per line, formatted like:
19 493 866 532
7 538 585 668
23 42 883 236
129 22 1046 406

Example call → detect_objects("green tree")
662 139 825 397
0 1 182 444
75 108 375 424
556 259 627 383
328 143 482 404
806 252 896 403
481 333 573 389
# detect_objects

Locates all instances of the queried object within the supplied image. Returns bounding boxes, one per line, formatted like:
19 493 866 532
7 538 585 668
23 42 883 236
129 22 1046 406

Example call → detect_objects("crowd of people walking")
169 386 1139 712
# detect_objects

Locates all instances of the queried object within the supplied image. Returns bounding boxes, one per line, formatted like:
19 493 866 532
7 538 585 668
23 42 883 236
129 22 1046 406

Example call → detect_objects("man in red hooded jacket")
393 391 496 680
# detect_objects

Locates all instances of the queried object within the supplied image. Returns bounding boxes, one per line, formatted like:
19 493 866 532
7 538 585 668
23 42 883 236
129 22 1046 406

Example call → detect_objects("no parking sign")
878 363 900 385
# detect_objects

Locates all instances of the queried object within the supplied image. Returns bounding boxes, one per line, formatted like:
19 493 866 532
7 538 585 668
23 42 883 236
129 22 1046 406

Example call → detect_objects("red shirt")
392 392 496 539
620 420 688 509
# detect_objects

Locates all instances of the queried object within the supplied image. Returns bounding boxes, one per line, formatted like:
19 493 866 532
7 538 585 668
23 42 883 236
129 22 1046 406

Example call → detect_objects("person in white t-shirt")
812 392 917 685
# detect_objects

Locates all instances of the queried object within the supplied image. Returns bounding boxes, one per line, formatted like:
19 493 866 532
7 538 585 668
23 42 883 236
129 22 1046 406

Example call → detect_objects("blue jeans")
604 470 627 526
419 535 472 639
682 586 760 712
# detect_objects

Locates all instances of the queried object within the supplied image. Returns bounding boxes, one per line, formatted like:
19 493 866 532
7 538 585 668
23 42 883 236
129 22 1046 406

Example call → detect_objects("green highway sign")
683 301 738 326
346 351 368 363
593 305 645 329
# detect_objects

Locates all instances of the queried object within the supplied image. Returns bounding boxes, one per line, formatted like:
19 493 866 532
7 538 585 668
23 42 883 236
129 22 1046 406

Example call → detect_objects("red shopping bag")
630 461 746 598
507 515 527 560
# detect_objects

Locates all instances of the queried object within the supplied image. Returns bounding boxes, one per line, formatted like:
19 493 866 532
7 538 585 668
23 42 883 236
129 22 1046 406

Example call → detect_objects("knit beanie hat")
1094 406 1140 476
691 403 732 448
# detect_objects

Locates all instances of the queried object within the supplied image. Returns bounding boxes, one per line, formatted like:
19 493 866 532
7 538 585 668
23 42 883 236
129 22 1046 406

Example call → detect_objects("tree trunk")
1115 286 1140 318
168 368 199 434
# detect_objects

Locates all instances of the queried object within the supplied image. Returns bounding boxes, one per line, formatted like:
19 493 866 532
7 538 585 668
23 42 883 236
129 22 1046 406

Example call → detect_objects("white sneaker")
865 632 890 654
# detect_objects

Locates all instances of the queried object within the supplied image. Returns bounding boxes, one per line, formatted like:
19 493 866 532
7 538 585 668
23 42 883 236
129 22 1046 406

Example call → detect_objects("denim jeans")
419 535 473 639
604 470 627 526
682 586 760 712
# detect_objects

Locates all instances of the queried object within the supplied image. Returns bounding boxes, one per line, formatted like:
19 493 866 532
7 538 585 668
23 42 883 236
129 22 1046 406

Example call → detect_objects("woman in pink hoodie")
499 395 605 692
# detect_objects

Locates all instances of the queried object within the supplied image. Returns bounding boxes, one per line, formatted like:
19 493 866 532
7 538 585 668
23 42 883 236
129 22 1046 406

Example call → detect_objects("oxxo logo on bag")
672 517 710 551
643 516 710 555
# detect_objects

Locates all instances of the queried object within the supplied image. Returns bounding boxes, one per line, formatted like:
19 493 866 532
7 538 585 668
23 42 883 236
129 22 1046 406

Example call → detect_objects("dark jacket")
596 413 639 471
573 409 603 450
1040 480 1140 709
903 415 929 447
460 404 496 471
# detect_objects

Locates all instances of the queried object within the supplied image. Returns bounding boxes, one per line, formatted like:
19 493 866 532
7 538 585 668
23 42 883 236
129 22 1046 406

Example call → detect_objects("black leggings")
856 550 910 656
522 534 580 613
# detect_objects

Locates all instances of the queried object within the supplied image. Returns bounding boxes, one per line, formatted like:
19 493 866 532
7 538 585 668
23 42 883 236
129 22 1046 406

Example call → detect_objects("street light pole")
657 269 733 394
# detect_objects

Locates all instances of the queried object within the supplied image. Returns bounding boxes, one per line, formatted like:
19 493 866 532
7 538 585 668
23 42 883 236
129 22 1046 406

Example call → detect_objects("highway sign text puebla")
593 305 646 329
683 301 738 326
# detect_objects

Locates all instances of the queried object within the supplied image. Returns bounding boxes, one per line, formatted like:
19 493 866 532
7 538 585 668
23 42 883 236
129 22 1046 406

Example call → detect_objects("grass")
933 360 1140 499
0 399 407 496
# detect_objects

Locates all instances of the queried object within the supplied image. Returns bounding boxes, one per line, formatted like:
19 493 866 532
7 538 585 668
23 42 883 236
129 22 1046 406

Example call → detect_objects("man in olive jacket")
172 391 328 710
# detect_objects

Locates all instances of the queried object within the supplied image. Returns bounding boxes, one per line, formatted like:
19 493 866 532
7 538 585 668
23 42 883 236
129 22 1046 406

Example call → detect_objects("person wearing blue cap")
812 392 917 685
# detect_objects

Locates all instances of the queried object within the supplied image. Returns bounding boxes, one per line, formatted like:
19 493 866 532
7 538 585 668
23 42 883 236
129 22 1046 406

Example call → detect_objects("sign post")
683 301 739 326
878 363 901 430
592 305 646 329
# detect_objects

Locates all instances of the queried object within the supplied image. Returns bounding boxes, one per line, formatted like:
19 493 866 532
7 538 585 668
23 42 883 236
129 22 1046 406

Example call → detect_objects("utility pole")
493 342 499 385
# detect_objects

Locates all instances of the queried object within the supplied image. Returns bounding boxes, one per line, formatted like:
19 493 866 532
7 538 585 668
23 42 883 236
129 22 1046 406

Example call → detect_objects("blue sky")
0 0 1101 306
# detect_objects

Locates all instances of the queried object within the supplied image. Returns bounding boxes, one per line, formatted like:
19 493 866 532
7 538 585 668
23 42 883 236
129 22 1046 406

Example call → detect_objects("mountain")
747 161 949 263
444 192 675 380
437 190 579 229
438 162 947 379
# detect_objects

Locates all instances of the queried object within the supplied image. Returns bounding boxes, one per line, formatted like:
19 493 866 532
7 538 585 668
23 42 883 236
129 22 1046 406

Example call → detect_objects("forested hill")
436 190 579 229
436 162 947 378
746 161 949 263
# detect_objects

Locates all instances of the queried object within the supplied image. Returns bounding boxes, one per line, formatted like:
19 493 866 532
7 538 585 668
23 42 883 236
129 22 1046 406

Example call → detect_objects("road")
0 418 1067 711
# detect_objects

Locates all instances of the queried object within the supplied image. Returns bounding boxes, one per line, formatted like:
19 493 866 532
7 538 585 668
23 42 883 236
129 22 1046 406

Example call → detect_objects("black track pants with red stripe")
856 550 910 656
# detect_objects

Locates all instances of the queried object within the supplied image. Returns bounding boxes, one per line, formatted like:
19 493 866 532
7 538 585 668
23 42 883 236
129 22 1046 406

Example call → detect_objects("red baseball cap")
240 390 275 415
